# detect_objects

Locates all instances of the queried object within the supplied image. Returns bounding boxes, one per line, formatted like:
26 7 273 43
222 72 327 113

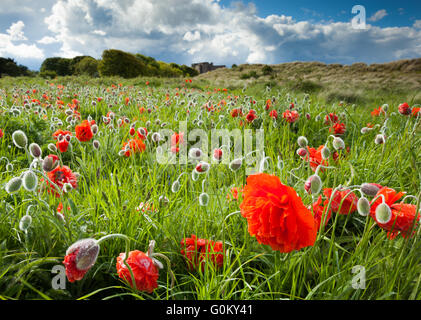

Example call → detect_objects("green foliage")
73 57 99 77
240 71 259 79
0 57 31 77
39 70 57 79
262 65 273 75
40 57 72 76
98 49 146 78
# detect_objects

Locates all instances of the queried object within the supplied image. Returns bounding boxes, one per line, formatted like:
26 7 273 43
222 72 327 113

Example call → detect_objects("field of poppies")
0 75 420 300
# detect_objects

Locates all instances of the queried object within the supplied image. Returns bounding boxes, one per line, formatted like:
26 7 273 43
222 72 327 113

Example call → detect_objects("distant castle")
191 62 226 74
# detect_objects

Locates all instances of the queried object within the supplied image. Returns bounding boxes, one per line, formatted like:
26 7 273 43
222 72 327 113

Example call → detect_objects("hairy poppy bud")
189 148 203 160
321 146 330 160
171 180 180 193
48 143 57 153
375 134 385 145
361 127 368 134
42 155 59 172
191 169 199 181
213 148 223 161
29 143 42 158
361 183 381 197
375 203 392 224
151 132 161 143
91 124 98 135
297 148 307 157
22 170 38 191
63 183 73 193
332 137 345 150
64 238 100 281
12 130 27 149
195 161 210 173
19 215 32 232
357 197 370 216
199 192 209 206
92 140 100 150
229 158 242 171
6 163 13 172
297 136 308 148
304 175 322 195
5 177 22 194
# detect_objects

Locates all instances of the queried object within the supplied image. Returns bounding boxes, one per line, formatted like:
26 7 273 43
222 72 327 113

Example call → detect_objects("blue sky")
0 0 420 71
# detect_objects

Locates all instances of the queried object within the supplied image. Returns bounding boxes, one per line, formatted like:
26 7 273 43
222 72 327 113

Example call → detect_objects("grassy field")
0 72 420 300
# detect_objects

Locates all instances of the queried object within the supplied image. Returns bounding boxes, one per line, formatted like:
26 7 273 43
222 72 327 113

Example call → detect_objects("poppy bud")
56 212 65 223
63 183 73 193
145 121 151 128
195 161 210 173
357 197 370 216
189 148 203 160
192 169 199 181
5 177 22 194
65 109 73 115
42 156 58 172
65 238 100 275
22 170 38 191
48 143 57 153
321 146 330 160
375 203 392 224
375 134 385 145
213 148 223 161
332 137 345 150
297 148 307 157
361 183 381 197
19 215 32 232
29 143 42 158
297 136 308 148
155 119 161 125
12 130 27 149
171 180 180 193
93 140 100 150
315 115 321 122
304 175 322 195
129 127 135 136
6 163 14 171
91 124 98 135
229 158 242 171
118 150 126 156
361 127 368 134
161 122 167 128
199 193 209 206
305 113 311 120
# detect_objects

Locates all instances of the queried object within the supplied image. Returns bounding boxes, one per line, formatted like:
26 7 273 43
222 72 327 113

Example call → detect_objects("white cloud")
37 36 59 44
0 21 44 59
414 20 421 29
38 0 421 66
369 9 388 22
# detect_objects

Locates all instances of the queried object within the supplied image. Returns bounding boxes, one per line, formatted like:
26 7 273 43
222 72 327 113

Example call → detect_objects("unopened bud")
63 183 73 193
361 183 381 197
92 140 100 150
171 180 180 193
29 143 42 158
19 215 32 232
304 175 322 195
357 197 370 216
321 146 330 160
297 136 308 148
5 177 22 194
375 203 392 224
297 148 307 157
91 124 98 135
48 143 57 153
12 130 27 149
22 170 38 191
66 238 100 271
229 158 242 171
375 134 385 145
332 137 345 150
199 193 209 206
195 161 210 173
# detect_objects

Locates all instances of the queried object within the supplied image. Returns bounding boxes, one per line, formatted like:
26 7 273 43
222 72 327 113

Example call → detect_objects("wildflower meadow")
0 75 420 301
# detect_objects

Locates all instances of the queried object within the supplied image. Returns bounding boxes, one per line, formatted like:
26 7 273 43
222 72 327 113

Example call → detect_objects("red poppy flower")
227 186 244 201
269 109 278 120
398 102 411 115
323 188 358 215
116 250 159 293
122 138 146 157
329 122 346 135
46 165 78 197
0 129 3 139
171 132 184 153
239 173 317 253
180 235 224 271
230 108 243 118
371 107 385 117
75 120 93 142
370 187 420 239
245 111 257 123
324 113 338 125
63 239 99 283
411 107 420 116
282 110 299 123
305 145 328 172
311 195 332 230
56 139 69 153
53 129 72 140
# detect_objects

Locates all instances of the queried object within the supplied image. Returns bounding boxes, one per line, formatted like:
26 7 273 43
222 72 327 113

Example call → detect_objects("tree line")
1 49 199 79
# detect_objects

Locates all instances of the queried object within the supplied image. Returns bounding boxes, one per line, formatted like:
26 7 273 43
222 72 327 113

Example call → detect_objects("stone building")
191 62 226 74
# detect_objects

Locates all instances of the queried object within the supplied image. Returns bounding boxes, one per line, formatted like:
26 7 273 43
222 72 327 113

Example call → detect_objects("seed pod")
171 180 180 193
321 146 330 160
19 215 32 232
304 175 322 195
199 192 209 206
332 137 345 150
66 238 100 271
361 183 381 197
229 158 242 171
5 177 22 194
357 197 371 216
12 130 27 149
375 203 392 224
297 136 308 148
22 170 38 191
29 143 42 158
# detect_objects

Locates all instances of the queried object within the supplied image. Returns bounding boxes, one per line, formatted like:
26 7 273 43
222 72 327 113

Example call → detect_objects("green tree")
98 49 146 78
40 57 72 76
0 57 31 77
74 56 99 77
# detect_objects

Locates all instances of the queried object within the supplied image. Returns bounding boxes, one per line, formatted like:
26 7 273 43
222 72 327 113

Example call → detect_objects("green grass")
0 75 420 300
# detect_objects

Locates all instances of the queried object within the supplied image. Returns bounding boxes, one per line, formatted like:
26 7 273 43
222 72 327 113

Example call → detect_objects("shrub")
262 65 273 75
40 57 72 76
74 57 99 77
98 49 146 78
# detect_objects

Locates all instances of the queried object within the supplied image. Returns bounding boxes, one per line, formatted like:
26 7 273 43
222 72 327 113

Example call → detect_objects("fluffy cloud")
0 21 44 59
40 0 421 66
368 9 388 22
